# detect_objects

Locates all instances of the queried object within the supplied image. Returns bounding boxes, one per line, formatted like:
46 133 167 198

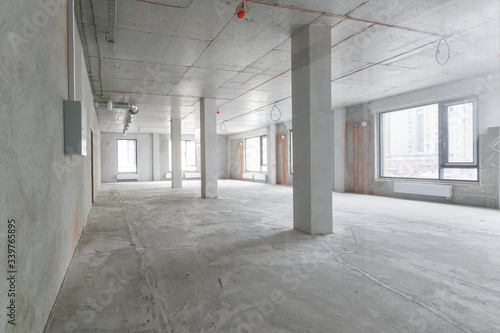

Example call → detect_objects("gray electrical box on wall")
63 100 87 155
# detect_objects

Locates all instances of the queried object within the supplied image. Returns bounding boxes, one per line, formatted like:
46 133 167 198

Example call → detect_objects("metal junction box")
63 100 87 156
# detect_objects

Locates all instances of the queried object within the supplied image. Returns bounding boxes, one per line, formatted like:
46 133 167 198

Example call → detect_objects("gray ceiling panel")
76 0 499 133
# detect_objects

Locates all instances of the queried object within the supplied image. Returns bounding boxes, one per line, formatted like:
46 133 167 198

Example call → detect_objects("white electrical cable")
219 121 227 132
436 37 450 65
270 103 282 122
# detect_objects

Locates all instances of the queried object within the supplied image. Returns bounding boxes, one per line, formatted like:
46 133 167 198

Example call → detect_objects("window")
182 141 197 171
117 139 137 173
379 97 478 181
245 135 267 172
168 140 197 172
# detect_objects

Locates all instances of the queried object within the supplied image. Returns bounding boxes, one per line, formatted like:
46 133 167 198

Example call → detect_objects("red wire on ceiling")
125 0 446 123
131 0 443 38
133 0 193 9
245 0 444 37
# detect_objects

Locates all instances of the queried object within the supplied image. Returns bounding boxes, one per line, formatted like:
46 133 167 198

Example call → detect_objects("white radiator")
394 182 452 199
183 172 201 179
116 173 139 180
254 173 268 183
242 172 254 181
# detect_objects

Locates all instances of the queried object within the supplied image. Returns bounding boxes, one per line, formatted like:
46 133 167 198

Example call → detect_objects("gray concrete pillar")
200 98 218 199
267 124 277 184
291 24 333 235
171 118 182 188
153 133 160 181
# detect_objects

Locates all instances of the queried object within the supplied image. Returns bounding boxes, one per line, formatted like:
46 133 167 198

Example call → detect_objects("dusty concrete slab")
45 180 500 333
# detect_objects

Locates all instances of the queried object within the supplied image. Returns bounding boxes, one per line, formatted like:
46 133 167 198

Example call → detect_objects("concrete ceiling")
76 0 500 135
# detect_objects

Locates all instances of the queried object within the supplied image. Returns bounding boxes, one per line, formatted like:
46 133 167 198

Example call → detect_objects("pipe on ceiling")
94 100 139 134
133 0 193 9
94 100 139 113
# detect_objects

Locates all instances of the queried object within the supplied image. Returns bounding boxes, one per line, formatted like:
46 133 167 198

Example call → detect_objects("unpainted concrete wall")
0 1 99 332
229 138 245 180
101 133 153 182
159 134 169 180
276 123 293 186
101 133 229 181
217 135 229 179
228 125 294 185
345 74 500 209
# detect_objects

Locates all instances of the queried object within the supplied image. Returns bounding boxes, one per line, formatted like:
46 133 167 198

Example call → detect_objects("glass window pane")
442 168 478 181
245 137 261 172
447 103 474 163
184 141 197 171
181 141 187 171
261 136 267 166
168 140 172 172
380 104 439 179
117 140 137 173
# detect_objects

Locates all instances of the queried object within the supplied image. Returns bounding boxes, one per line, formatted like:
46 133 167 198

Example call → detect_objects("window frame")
182 140 197 172
245 135 267 172
116 139 138 174
168 140 198 172
378 96 479 182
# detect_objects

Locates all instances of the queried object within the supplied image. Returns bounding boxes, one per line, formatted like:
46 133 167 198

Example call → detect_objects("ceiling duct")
94 100 139 134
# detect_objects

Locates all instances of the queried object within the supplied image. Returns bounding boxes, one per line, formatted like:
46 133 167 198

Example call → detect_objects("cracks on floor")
349 242 500 297
47 181 500 333
117 190 175 333
321 241 475 333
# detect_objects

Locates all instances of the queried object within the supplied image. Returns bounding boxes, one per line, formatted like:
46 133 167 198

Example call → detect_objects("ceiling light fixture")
236 1 249 19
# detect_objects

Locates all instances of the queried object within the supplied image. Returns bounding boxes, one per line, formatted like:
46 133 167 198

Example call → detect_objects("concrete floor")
45 180 500 333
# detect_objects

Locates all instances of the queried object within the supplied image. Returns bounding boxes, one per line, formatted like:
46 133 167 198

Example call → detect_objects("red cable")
133 0 193 9
331 24 375 49
246 0 444 37
236 1 249 13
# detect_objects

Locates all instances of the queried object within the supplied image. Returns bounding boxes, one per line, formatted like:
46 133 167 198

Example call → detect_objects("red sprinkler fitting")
236 1 249 19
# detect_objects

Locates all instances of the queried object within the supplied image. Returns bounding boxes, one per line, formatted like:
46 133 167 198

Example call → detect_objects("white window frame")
245 135 267 172
117 139 137 174
379 96 479 182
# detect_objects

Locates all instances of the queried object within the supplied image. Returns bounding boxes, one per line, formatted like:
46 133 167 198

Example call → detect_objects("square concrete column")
200 98 218 199
291 24 333 235
171 117 182 188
